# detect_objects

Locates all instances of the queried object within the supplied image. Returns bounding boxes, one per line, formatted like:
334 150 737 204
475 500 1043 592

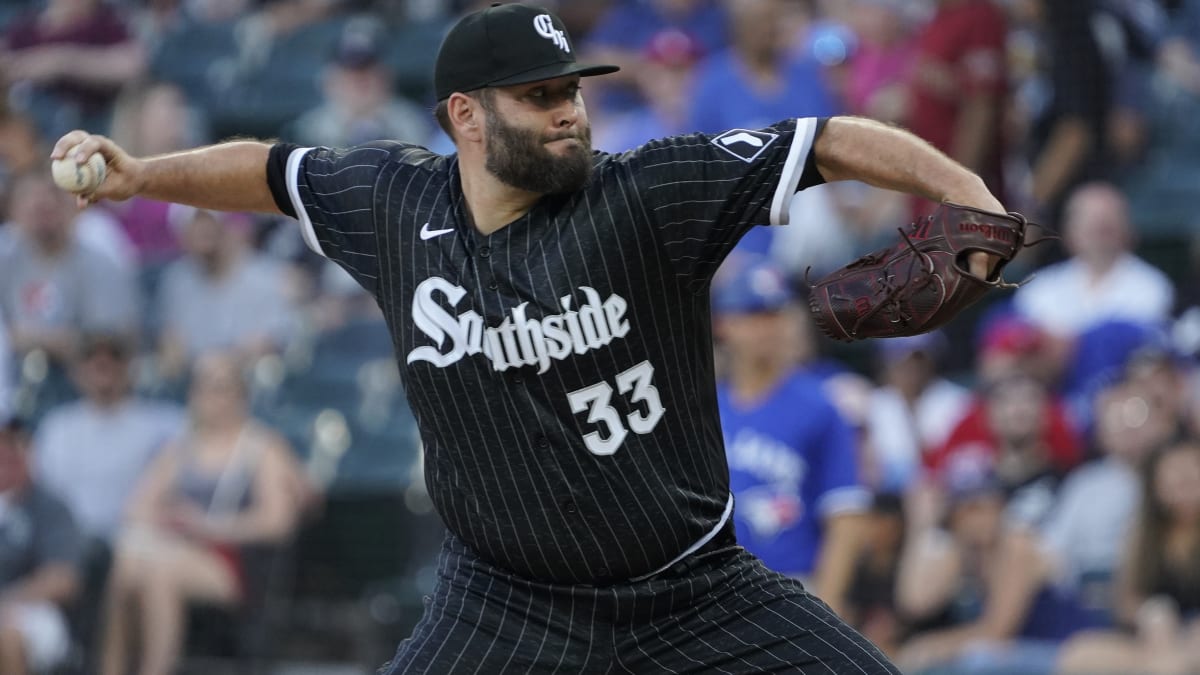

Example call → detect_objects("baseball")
51 146 107 194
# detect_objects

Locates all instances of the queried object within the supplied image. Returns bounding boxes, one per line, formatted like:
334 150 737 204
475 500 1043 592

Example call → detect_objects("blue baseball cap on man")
712 258 795 315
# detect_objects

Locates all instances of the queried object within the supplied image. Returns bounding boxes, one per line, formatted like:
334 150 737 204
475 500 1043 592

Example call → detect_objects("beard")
483 111 594 195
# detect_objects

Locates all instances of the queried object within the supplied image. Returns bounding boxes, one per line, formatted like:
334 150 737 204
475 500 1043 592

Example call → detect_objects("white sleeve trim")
817 486 871 518
769 117 819 226
285 147 326 258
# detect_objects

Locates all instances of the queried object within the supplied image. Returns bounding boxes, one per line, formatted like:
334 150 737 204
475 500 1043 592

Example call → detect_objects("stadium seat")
205 18 348 138
182 540 300 675
148 19 239 114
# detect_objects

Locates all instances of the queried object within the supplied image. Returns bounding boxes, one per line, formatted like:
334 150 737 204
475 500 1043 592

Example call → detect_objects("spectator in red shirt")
908 0 1008 216
926 374 1082 527
0 0 145 138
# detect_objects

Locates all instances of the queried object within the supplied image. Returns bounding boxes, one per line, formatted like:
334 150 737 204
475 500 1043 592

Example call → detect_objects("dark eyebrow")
524 78 580 94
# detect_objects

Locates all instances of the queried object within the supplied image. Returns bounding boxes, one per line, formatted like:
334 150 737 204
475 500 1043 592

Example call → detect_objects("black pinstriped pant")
379 526 900 674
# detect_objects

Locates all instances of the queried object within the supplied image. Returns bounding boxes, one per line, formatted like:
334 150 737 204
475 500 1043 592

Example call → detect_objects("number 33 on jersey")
406 275 665 456
272 116 826 583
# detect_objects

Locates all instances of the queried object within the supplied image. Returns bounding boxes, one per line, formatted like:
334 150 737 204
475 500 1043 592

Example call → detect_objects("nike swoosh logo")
419 222 455 240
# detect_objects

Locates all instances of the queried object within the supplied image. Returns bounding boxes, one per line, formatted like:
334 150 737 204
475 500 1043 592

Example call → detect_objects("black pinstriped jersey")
268 117 828 584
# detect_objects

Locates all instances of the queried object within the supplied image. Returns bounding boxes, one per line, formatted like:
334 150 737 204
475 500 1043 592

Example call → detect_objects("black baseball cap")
434 3 619 101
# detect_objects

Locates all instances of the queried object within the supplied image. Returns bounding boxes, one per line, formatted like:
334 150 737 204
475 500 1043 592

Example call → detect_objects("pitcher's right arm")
51 131 280 214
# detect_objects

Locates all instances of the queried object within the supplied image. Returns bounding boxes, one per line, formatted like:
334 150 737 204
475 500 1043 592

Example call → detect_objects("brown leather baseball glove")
807 202 1037 342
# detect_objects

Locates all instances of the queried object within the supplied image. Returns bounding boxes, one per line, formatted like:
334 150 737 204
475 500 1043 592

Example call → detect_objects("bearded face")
479 92 594 195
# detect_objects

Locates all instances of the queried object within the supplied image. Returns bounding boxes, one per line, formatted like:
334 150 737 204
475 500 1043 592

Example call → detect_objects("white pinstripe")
605 173 721 537
486 580 527 674
721 566 839 674
289 119 898 674
764 573 896 674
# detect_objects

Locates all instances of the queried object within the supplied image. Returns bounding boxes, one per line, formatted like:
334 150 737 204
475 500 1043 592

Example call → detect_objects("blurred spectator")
1016 0 1115 218
688 0 844 268
842 0 916 123
32 333 183 667
585 0 728 111
106 81 210 266
845 492 907 657
898 378 1178 674
0 109 42 200
714 256 874 430
0 315 12 421
0 417 82 675
1057 438 1200 675
307 260 383 334
713 259 869 617
1014 183 1174 339
287 18 430 148
788 303 876 433
1061 320 1174 436
0 168 138 365
688 0 837 133
156 206 298 382
895 457 1008 673
865 332 972 492
0 0 146 139
826 0 918 242
974 311 1055 384
908 0 1008 216
927 374 1081 527
1158 0 1200 94
34 334 184 546
194 0 345 137
99 353 310 675
1124 345 1197 436
592 27 702 152
228 0 340 47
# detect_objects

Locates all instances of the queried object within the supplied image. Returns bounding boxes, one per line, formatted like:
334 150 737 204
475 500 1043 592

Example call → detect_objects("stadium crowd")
0 0 1198 673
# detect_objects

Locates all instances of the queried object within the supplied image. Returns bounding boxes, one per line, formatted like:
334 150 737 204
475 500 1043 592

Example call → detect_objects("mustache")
544 128 590 143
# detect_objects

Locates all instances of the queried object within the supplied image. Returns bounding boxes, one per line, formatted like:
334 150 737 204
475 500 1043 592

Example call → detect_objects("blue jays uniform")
719 369 869 577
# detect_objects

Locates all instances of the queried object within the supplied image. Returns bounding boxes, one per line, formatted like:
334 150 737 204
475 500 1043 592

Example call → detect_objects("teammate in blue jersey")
714 257 870 617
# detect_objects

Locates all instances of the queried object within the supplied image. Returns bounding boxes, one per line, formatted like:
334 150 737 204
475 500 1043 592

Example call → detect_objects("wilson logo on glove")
959 221 1016 243
806 202 1053 341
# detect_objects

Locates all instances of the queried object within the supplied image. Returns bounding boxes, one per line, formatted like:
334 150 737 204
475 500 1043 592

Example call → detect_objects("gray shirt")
1039 458 1140 590
34 398 185 540
0 232 138 337
290 98 432 149
0 484 82 587
157 255 296 358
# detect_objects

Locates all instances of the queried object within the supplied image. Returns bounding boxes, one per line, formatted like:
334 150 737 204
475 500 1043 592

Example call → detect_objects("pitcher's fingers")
967 251 994 278
67 135 112 163
50 130 92 160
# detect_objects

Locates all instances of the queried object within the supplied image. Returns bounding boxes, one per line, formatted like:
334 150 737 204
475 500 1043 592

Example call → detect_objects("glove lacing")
847 227 937 337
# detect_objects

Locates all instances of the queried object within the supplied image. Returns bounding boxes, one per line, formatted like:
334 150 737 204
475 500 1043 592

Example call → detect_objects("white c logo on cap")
533 14 570 53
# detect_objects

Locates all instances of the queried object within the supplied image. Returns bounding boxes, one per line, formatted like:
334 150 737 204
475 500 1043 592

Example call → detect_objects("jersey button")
536 436 549 449
478 246 490 258
563 499 577 514
487 280 498 291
